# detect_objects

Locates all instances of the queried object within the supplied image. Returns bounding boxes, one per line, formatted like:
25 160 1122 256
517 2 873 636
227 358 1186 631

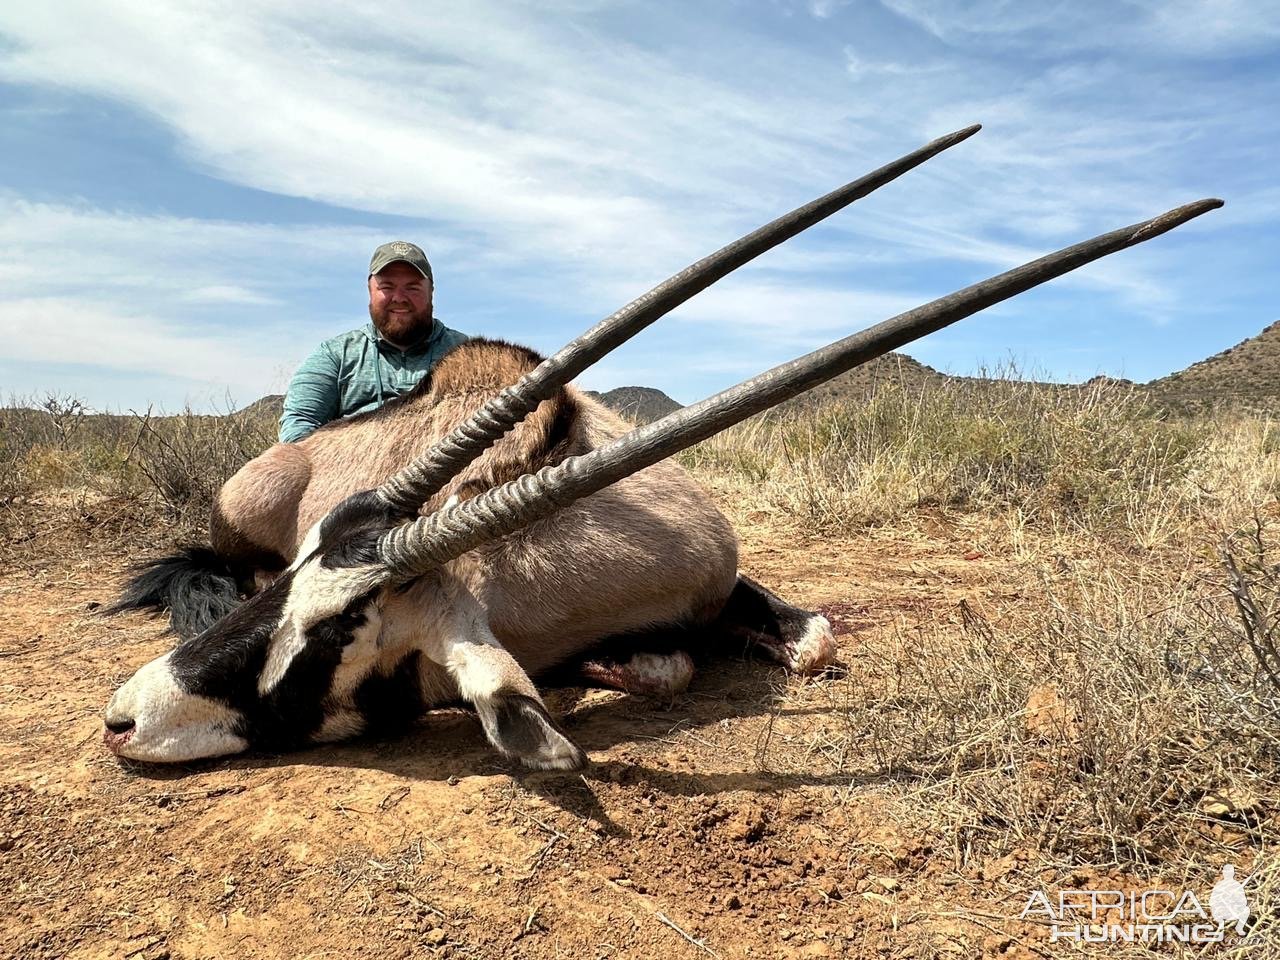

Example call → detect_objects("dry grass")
680 373 1280 948
5 377 1279 951
0 393 274 539
681 375 1280 547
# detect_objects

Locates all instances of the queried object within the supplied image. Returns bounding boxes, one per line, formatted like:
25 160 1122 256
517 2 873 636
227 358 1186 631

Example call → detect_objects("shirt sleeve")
279 343 341 443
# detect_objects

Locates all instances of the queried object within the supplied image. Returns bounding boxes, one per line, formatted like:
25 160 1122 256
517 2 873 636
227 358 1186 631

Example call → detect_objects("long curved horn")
374 124 983 516
378 198 1222 578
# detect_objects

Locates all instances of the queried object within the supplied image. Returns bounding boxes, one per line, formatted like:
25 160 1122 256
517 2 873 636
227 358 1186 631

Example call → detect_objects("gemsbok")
103 125 1221 770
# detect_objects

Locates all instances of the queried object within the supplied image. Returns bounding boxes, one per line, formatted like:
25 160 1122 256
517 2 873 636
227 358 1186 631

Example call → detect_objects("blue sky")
0 1 1277 411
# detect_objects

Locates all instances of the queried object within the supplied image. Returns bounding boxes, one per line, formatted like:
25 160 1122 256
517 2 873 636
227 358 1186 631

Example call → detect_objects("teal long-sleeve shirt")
279 320 470 443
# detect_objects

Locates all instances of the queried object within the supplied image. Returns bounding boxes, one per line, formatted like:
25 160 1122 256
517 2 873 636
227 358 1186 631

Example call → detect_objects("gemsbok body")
107 339 833 767
102 125 1222 770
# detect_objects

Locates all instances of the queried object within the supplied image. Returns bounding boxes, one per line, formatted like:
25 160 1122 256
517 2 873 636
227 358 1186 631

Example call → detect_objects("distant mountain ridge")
226 322 1280 423
1146 319 1280 414
582 386 682 423
777 351 947 410
235 387 684 425
236 394 284 420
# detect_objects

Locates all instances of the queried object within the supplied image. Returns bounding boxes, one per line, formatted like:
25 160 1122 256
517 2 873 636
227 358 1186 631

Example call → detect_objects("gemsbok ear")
475 694 587 771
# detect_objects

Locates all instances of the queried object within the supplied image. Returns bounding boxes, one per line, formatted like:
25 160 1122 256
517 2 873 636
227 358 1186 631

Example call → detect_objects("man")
279 241 470 442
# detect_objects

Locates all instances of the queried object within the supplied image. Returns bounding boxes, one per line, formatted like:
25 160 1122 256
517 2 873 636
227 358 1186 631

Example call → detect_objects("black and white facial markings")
104 492 419 762
104 488 592 770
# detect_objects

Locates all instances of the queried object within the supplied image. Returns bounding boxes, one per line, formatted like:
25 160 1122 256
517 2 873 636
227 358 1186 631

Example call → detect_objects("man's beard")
370 302 434 347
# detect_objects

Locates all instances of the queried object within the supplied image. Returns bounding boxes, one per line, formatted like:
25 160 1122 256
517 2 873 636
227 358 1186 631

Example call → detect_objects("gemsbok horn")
378 198 1223 578
375 124 984 515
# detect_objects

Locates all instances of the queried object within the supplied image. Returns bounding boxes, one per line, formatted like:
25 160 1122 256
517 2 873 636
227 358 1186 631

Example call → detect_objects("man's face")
368 262 434 347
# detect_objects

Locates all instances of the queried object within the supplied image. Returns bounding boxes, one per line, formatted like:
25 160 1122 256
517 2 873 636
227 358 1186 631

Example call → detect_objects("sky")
0 0 1277 412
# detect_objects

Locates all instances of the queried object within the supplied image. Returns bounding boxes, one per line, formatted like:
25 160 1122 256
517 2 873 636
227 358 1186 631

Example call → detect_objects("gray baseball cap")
369 241 433 282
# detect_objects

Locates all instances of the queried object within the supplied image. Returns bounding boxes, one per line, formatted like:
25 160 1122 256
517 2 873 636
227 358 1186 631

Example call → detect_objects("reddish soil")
0 511 1101 959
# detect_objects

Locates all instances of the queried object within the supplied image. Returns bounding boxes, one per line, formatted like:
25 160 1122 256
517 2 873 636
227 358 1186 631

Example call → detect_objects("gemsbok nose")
102 717 136 753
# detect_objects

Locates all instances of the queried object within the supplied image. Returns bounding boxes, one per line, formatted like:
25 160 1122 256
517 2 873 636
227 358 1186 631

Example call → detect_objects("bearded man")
278 241 470 442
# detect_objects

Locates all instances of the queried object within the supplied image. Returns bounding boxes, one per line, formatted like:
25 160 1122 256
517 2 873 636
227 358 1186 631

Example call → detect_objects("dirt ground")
0 505 1245 959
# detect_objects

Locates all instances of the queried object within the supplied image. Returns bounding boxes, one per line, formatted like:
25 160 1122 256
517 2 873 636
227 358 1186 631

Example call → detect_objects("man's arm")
279 344 341 443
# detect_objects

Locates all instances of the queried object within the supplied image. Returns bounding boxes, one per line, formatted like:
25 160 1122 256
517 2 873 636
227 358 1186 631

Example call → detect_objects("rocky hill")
1146 320 1280 414
775 324 1280 416
583 386 682 423
236 394 284 420
778 351 948 410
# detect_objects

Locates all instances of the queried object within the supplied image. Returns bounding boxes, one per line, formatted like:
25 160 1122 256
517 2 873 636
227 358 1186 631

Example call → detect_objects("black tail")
105 546 243 640
547 574 838 683
711 574 838 674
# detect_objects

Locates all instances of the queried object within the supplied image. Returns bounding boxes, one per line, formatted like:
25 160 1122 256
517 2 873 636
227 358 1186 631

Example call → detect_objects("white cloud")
0 196 372 295
0 298 279 388
0 3 1239 286
672 282 927 340
0 1 855 278
844 49 940 78
879 0 1280 54
809 0 853 17
0 198 389 408
182 285 282 306
0 0 1268 405
1126 0 1280 54
878 0 1099 44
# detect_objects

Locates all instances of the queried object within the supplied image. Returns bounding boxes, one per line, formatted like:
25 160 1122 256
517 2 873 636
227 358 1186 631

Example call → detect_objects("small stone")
425 927 447 946
446 776 460 786
725 805 767 844
726 894 742 910
800 944 831 958
0 837 14 852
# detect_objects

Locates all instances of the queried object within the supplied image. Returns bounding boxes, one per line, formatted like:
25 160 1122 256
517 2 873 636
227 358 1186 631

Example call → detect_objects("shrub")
0 394 275 539
128 404 275 526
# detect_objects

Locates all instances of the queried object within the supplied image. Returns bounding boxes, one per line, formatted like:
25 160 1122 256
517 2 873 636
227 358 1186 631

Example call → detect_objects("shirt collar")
365 318 441 354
